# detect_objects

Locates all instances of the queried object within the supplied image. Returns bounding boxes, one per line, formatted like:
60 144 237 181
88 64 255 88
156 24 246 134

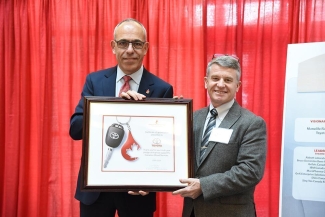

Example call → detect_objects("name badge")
209 128 233 144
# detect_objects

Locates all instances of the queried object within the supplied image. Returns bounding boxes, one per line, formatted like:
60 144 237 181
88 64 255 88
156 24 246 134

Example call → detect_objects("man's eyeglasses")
212 54 239 62
114 40 146 49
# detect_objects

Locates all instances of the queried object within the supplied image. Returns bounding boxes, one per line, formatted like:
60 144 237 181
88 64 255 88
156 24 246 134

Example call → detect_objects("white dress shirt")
115 65 144 97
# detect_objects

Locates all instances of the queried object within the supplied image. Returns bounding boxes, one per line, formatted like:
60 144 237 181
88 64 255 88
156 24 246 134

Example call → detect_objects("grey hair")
206 56 241 81
113 18 147 41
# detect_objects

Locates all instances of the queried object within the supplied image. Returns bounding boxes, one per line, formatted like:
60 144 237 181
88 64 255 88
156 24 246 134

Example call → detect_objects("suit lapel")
102 67 118 96
218 101 241 129
195 108 209 167
198 101 241 166
138 68 154 97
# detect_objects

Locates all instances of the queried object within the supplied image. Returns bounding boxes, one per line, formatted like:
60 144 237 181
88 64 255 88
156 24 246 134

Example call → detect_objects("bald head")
113 18 147 41
110 18 149 75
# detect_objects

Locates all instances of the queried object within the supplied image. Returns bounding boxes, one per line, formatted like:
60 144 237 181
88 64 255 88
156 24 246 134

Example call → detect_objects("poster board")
279 42 325 216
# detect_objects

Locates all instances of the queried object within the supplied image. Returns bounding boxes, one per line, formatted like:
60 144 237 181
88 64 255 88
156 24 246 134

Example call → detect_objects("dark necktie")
199 108 218 162
119 76 131 97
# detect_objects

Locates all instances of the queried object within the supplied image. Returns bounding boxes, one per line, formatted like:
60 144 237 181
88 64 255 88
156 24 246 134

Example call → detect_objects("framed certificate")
81 96 193 192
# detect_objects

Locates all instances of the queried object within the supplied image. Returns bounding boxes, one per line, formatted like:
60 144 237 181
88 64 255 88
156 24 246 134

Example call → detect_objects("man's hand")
173 95 183 99
128 190 149 196
172 178 202 199
120 90 146 100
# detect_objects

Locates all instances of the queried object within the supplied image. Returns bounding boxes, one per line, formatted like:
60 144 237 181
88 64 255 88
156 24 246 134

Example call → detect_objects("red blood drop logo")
121 131 141 161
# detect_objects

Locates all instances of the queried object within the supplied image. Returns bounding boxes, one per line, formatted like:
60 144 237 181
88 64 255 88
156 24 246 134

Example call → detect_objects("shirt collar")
208 99 234 120
116 65 143 85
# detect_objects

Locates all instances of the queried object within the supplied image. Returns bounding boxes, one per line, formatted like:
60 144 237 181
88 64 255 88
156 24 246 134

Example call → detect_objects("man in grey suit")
173 55 267 217
69 18 173 217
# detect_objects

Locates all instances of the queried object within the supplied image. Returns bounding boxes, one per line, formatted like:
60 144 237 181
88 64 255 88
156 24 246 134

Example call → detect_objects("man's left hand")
128 190 149 196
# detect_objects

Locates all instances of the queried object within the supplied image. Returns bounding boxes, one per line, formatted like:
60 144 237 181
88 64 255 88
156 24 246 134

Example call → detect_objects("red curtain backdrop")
1 0 324 216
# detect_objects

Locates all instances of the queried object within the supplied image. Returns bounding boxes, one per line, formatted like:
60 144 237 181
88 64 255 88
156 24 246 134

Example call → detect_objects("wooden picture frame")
81 97 193 192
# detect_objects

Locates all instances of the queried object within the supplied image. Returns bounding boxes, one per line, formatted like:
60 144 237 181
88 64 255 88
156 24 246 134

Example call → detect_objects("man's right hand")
172 178 202 199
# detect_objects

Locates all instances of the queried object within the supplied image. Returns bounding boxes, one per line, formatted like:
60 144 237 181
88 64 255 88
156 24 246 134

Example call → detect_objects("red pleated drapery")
1 0 325 216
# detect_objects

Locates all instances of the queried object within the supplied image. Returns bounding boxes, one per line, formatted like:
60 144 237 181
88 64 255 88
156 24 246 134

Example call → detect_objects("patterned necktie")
199 108 218 162
119 76 131 97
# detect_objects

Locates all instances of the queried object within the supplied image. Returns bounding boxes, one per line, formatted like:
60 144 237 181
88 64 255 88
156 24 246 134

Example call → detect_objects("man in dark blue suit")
69 18 173 217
